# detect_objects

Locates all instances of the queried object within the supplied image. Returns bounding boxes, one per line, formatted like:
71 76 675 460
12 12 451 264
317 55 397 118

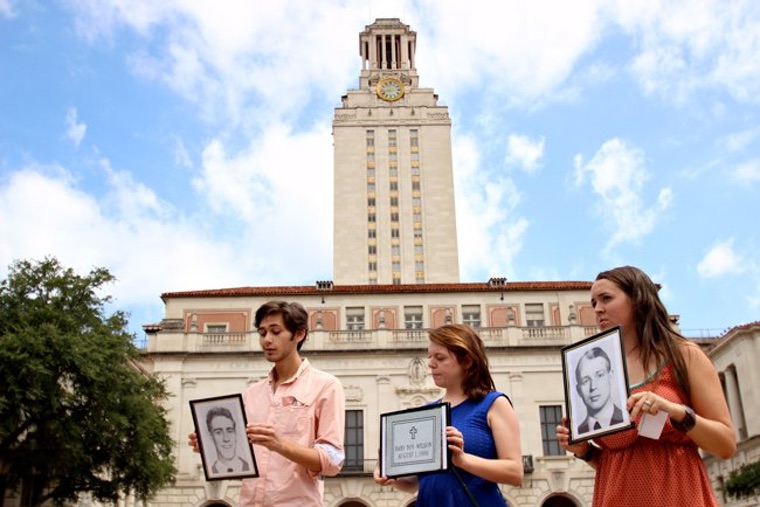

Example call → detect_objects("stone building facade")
136 17 758 507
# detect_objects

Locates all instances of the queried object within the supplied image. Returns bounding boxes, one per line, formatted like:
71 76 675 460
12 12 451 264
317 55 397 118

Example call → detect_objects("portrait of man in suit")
206 406 251 474
575 346 625 434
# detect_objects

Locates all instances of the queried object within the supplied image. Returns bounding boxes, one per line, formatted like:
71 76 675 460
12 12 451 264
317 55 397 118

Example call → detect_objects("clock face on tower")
376 77 405 101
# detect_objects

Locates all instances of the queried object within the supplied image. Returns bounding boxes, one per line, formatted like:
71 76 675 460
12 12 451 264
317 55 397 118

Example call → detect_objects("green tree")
0 257 176 506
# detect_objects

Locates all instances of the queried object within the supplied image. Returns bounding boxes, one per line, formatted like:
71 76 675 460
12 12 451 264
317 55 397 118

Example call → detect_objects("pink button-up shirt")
240 359 345 506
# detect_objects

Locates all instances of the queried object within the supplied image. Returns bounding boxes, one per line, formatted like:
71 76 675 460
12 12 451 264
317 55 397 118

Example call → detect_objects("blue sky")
1 0 758 338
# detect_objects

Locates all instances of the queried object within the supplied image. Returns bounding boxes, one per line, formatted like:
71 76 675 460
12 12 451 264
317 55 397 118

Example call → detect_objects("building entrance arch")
541 493 581 507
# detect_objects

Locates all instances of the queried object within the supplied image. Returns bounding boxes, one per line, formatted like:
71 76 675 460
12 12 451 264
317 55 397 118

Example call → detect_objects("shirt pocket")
279 403 312 440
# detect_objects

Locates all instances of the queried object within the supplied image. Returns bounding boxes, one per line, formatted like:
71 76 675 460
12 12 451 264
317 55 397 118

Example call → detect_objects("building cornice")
161 281 593 301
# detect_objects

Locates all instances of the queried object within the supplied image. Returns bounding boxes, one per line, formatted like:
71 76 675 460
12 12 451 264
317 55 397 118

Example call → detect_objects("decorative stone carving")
408 357 427 385
394 391 440 408
344 385 364 402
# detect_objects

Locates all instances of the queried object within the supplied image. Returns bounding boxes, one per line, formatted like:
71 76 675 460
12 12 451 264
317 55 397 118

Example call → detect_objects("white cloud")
721 127 760 153
505 134 545 174
732 159 760 182
75 2 367 128
574 138 671 251
657 187 673 208
0 163 233 300
172 135 192 168
0 156 331 335
697 239 744 278
453 134 529 281
191 122 334 278
0 0 14 18
65 108 87 147
617 0 760 104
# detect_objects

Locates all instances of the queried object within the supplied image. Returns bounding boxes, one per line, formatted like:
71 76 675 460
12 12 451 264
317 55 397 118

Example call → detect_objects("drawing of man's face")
576 348 613 415
209 414 237 460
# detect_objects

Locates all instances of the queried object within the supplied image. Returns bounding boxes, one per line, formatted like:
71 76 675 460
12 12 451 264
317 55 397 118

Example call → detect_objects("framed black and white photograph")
379 402 450 478
190 394 258 481
561 326 635 444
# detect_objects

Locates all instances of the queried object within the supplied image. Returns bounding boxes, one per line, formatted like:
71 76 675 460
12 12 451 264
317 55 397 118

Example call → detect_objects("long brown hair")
595 266 689 396
429 324 495 401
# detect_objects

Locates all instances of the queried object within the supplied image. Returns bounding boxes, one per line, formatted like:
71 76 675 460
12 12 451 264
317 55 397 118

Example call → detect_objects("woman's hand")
555 417 590 458
373 462 419 493
446 426 466 466
373 464 395 486
627 391 678 419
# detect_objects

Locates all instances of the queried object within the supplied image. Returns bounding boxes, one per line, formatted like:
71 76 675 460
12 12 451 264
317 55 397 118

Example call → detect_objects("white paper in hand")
638 411 668 439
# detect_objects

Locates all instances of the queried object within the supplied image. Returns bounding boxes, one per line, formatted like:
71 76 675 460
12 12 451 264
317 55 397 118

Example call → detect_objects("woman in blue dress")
374 324 523 506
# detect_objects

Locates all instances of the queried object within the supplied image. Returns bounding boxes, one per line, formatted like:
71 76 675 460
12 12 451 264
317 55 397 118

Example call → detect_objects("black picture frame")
379 402 450 478
561 326 635 444
190 394 259 481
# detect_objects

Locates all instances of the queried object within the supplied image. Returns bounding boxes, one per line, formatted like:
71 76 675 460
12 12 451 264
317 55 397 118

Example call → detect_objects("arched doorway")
541 493 580 507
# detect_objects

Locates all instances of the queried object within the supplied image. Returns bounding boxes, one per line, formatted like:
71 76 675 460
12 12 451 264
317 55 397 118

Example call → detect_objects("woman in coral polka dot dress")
556 266 736 506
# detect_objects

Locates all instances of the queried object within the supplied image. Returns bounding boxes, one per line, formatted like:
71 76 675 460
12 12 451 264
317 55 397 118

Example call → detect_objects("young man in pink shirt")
190 301 345 506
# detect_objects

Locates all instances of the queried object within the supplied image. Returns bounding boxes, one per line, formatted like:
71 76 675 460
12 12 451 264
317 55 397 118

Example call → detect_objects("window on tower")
410 129 419 148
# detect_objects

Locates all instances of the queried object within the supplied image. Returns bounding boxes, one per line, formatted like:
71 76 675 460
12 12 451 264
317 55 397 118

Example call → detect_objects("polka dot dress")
592 363 719 507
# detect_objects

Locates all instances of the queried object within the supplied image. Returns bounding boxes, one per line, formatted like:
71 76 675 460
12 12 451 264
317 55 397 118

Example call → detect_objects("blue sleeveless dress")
416 391 509 507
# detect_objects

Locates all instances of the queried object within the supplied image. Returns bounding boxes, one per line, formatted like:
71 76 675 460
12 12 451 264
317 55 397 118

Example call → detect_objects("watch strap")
670 405 696 432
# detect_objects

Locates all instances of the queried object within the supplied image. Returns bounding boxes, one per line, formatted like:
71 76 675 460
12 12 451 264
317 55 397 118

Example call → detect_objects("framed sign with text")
379 402 450 478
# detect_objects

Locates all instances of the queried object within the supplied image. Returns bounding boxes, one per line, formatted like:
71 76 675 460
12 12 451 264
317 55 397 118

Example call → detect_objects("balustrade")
146 325 600 353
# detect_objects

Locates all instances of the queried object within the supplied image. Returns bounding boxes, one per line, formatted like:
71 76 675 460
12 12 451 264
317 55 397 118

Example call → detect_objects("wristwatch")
671 405 696 432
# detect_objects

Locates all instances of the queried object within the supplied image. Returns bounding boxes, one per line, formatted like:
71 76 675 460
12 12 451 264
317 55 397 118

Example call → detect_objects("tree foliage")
0 257 176 506
724 460 760 499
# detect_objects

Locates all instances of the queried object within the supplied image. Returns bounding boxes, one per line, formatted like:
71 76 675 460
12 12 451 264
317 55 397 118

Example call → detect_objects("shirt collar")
267 357 310 385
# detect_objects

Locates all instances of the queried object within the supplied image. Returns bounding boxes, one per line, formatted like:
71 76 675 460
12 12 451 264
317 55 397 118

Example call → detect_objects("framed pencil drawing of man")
190 394 259 481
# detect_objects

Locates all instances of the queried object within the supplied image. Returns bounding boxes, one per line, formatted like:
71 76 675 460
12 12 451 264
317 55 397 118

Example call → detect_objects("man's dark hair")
575 346 612 385
206 406 235 432
255 300 309 351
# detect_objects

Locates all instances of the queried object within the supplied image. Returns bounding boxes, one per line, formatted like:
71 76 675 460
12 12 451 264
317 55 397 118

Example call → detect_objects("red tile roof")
161 281 593 301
